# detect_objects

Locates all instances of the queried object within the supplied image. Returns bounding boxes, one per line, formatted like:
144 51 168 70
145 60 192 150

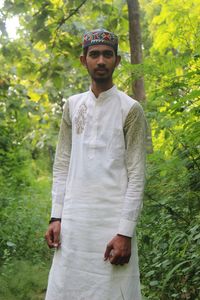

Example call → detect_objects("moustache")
95 67 108 71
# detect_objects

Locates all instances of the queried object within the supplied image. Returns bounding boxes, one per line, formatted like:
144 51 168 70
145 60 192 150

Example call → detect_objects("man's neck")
91 80 114 98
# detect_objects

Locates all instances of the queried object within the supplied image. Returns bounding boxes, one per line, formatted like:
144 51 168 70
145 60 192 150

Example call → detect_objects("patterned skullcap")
83 29 118 52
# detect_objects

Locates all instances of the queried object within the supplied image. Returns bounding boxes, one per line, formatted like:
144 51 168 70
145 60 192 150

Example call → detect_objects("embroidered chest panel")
75 103 87 134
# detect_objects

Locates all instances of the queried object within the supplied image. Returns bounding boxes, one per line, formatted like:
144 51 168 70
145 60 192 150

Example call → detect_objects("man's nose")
97 54 105 65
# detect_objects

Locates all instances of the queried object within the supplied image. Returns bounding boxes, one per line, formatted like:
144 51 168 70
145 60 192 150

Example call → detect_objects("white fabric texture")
46 85 146 300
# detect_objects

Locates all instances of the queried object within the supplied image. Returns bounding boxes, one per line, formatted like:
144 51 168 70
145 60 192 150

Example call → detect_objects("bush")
0 260 49 300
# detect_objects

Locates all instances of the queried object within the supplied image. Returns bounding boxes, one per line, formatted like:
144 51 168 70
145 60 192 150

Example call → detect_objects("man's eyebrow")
88 50 100 54
88 50 114 55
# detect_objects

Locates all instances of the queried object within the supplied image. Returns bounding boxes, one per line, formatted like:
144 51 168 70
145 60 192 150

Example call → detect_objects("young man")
45 29 146 300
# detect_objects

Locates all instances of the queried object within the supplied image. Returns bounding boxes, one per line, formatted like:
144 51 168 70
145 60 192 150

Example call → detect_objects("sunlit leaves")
144 0 200 54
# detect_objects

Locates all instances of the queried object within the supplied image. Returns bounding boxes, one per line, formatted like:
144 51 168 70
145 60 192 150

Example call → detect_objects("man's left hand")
104 234 131 265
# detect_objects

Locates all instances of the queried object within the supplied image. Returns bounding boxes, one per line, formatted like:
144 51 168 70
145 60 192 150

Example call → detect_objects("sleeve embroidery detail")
51 100 72 218
118 102 146 237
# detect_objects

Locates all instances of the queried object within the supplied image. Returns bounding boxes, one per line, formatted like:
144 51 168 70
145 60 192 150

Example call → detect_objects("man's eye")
103 52 113 58
89 52 99 58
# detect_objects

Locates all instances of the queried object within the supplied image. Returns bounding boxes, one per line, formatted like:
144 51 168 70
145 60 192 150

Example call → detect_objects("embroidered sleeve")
51 99 72 218
118 101 146 237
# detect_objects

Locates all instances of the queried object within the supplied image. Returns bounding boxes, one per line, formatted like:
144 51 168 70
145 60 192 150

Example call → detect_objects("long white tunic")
45 86 146 300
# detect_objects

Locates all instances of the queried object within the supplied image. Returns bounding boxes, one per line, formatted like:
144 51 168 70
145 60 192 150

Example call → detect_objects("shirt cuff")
51 203 63 218
118 219 137 238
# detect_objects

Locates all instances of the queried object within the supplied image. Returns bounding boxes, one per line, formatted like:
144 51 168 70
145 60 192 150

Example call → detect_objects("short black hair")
83 46 118 57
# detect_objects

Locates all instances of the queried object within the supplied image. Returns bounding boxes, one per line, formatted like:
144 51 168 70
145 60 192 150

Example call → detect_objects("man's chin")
93 76 110 83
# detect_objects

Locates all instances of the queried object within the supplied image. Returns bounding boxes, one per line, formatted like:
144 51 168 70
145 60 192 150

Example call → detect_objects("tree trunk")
127 0 153 153
127 0 145 102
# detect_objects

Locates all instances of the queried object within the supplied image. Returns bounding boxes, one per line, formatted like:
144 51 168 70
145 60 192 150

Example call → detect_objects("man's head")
80 29 121 84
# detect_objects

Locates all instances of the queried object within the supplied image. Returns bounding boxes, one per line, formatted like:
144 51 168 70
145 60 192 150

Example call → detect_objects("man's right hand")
45 221 61 249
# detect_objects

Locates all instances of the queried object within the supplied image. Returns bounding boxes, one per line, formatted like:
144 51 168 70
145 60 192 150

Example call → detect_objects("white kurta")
45 86 146 300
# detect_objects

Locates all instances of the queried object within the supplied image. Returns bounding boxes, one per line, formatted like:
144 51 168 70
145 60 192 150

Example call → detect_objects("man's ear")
80 55 87 67
115 55 121 68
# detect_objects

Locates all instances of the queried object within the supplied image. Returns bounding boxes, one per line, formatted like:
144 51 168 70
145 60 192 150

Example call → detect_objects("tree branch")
56 0 88 32
32 2 50 17
51 0 88 49
167 128 200 171
146 193 190 225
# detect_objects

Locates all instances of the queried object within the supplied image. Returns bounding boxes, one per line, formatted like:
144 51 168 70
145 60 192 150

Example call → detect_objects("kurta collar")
89 85 118 102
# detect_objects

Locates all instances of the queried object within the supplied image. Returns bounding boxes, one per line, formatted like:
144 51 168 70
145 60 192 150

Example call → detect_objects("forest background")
0 0 200 299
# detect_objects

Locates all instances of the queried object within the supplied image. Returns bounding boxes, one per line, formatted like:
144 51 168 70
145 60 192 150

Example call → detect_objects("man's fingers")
109 251 120 265
45 228 59 248
104 235 131 264
118 256 130 265
104 243 113 260
45 230 54 248
53 228 60 248
110 253 131 265
45 222 61 249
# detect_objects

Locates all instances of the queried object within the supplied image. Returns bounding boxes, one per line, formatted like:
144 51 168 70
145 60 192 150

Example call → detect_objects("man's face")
80 45 121 83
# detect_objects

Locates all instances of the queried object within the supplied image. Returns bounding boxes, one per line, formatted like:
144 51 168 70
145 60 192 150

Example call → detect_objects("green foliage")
0 260 49 300
0 166 52 264
136 0 200 298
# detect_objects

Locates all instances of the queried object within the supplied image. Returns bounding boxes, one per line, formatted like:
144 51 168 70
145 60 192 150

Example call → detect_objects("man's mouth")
95 68 107 74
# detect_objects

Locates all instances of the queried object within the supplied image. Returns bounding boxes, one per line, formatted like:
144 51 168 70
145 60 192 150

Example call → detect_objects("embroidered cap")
82 29 118 52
